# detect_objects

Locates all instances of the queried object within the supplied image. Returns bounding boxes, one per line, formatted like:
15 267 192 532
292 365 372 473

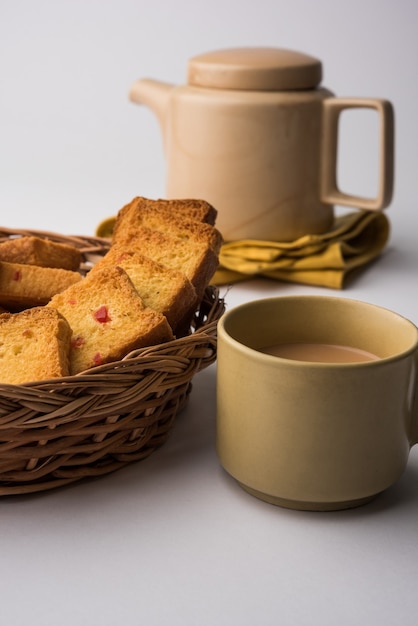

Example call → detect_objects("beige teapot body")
130 48 394 242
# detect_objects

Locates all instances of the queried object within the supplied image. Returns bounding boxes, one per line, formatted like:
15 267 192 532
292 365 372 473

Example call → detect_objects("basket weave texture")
0 227 225 495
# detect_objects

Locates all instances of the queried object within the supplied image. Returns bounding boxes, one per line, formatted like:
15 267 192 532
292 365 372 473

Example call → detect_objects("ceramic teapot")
129 47 394 242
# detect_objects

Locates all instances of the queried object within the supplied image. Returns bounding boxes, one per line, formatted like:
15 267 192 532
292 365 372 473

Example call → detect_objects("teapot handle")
320 98 394 210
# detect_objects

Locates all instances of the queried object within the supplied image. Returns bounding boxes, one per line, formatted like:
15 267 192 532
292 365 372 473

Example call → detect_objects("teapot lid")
188 47 322 91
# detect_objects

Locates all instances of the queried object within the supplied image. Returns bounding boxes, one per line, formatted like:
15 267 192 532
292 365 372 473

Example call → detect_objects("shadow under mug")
216 296 418 511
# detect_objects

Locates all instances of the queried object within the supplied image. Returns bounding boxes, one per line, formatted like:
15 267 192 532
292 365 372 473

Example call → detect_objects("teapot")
129 47 394 242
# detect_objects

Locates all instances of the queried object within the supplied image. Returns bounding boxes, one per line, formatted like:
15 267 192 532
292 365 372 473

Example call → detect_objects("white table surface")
1 2 418 624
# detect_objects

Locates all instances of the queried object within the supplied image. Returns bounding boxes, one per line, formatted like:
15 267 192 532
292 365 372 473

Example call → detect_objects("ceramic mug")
216 296 418 511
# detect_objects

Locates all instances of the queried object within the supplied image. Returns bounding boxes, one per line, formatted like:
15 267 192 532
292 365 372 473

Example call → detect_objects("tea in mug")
259 343 379 363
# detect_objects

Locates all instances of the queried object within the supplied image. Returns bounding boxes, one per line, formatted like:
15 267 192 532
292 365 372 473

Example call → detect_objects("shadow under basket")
0 227 225 495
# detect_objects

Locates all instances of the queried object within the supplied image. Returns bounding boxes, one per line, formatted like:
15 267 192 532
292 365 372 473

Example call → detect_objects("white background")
1 2 418 626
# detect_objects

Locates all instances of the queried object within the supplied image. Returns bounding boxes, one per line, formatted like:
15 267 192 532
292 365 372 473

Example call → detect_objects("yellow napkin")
212 210 390 289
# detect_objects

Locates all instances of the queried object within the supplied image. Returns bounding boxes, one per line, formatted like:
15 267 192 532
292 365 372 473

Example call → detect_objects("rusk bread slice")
0 261 82 310
112 196 223 254
121 196 217 225
112 226 219 301
0 236 81 270
47 265 174 375
0 307 72 384
161 198 217 224
91 245 197 334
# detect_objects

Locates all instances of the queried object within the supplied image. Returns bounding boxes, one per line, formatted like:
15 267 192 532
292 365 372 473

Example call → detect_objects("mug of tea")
216 296 418 511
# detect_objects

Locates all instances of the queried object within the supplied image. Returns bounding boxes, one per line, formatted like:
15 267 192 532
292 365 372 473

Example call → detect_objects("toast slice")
0 236 81 270
121 196 217 225
0 261 82 310
0 307 72 384
111 226 218 301
91 245 197 334
47 266 174 375
161 198 217 224
112 196 223 254
95 197 218 239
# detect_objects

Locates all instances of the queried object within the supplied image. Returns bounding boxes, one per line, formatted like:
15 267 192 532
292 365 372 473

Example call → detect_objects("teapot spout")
129 78 174 132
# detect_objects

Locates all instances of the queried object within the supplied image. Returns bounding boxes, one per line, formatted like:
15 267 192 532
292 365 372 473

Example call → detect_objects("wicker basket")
0 227 225 495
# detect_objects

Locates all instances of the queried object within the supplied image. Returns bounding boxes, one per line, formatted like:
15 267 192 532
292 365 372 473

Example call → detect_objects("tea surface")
259 342 379 363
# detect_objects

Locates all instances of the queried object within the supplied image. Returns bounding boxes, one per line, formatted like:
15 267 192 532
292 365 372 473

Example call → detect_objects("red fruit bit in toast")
13 270 22 281
93 305 111 323
68 298 77 305
93 352 102 365
71 336 85 349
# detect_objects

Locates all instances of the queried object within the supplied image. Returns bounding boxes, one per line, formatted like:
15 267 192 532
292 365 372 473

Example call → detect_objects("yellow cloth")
212 210 390 289
96 216 116 238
